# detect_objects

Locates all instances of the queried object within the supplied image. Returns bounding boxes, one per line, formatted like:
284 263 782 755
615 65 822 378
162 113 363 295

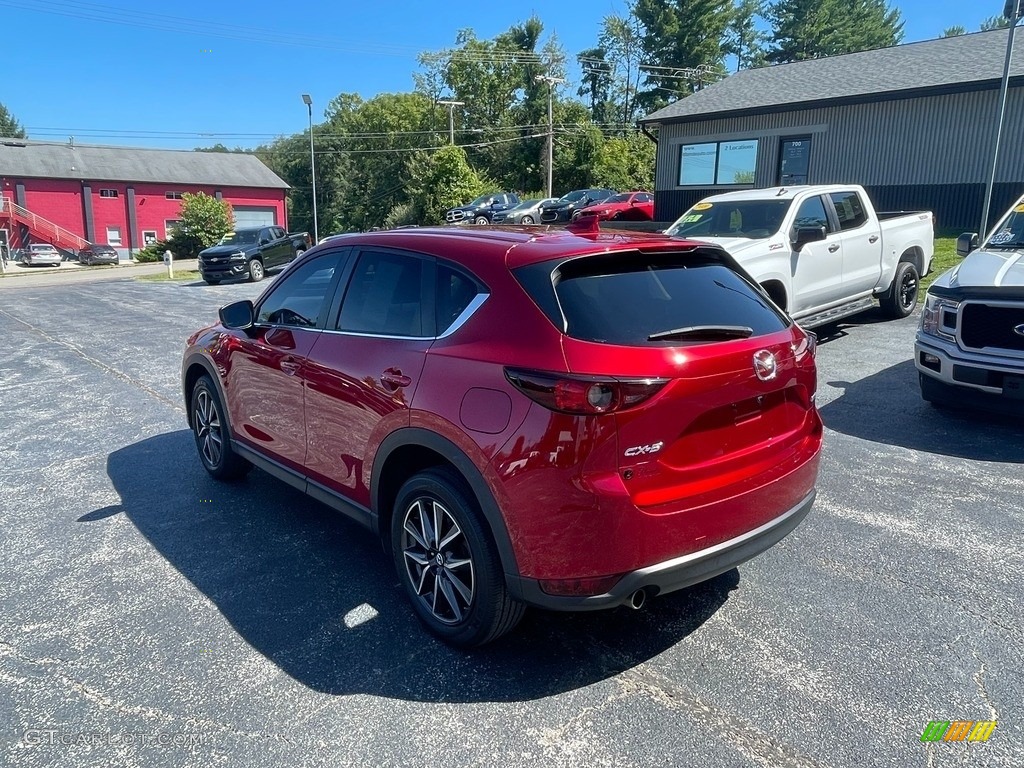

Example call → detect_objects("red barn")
0 140 289 259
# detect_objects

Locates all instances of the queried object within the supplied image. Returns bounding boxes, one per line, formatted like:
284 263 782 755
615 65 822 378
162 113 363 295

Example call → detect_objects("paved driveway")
1 277 1020 767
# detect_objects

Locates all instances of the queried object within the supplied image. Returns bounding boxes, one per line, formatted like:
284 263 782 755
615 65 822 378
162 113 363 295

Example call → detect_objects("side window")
792 196 830 237
829 192 868 231
257 252 343 328
338 251 427 337
437 264 481 334
273 227 286 240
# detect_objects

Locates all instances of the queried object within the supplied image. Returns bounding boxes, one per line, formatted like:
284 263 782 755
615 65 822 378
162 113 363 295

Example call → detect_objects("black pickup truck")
444 193 520 224
198 226 311 285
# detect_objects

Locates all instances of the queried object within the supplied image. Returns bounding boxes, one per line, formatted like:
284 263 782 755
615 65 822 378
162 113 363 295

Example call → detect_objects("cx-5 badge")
753 350 778 381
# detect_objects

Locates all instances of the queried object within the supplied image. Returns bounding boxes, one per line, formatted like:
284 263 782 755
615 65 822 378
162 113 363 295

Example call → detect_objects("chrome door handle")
827 244 840 253
280 358 301 376
868 235 879 243
381 370 412 389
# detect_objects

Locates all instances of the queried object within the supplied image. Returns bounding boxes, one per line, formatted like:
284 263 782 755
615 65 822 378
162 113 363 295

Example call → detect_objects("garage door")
233 207 277 228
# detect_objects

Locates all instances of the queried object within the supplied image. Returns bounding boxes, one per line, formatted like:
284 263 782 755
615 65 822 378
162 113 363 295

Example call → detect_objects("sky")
0 0 1012 151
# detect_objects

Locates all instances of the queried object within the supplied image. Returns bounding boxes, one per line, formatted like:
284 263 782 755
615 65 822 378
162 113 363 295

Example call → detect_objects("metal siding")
653 87 1024 225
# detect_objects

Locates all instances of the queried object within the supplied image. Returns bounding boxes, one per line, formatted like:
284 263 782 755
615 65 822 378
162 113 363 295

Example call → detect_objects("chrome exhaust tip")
628 588 647 610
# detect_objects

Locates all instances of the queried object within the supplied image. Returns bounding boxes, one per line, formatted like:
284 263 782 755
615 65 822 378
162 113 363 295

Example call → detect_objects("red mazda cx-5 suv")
182 222 823 647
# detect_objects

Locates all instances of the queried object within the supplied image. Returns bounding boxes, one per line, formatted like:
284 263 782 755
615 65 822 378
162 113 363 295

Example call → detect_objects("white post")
164 249 173 278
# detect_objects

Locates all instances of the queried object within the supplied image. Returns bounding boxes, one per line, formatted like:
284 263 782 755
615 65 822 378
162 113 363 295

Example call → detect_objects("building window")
165 220 182 239
679 140 758 186
107 227 123 246
99 189 119 198
143 230 158 246
778 137 812 185
165 191 183 200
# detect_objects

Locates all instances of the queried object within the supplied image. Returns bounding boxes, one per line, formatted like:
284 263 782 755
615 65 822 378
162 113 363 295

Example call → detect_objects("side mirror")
956 232 979 257
793 226 827 250
219 299 254 330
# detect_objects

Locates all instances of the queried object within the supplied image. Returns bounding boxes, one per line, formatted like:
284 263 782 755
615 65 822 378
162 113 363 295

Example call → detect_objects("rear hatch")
515 246 819 513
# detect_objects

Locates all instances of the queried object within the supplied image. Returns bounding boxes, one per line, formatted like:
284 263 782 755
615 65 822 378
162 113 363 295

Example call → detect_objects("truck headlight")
230 252 246 261
920 294 959 339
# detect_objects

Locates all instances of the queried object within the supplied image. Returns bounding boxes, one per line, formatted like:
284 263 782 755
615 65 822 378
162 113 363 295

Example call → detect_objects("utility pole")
436 99 465 145
535 75 566 198
301 94 319 243
980 0 1023 238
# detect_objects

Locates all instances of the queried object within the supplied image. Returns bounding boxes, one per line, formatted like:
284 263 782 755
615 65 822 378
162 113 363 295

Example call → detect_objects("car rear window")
515 250 788 345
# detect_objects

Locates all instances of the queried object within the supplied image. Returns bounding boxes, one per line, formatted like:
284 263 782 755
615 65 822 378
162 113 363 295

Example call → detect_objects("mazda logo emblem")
753 350 778 381
1015 323 1024 337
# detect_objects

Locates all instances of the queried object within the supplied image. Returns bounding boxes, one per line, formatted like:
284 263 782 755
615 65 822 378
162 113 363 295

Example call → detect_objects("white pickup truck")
915 195 1024 414
665 185 934 328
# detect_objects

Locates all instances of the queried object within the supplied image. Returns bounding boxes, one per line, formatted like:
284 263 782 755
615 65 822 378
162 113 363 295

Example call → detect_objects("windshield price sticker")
681 214 702 223
693 202 713 211
1015 204 1024 213
990 231 1015 244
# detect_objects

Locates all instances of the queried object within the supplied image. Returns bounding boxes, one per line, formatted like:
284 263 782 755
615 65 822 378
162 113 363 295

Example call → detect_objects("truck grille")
960 303 1024 354
445 210 466 223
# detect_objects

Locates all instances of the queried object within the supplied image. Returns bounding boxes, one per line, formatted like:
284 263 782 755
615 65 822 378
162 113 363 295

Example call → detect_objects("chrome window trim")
324 292 489 341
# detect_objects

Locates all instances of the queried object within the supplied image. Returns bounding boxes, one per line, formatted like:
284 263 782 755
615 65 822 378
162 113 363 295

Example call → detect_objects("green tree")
169 192 234 258
633 0 733 111
404 145 487 225
941 25 968 37
725 0 770 70
766 0 903 63
577 47 616 124
598 12 647 125
980 15 1010 31
591 132 656 190
0 102 26 138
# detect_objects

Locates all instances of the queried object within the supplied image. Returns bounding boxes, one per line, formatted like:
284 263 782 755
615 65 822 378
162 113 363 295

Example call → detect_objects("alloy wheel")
194 389 223 468
900 269 918 311
400 497 475 625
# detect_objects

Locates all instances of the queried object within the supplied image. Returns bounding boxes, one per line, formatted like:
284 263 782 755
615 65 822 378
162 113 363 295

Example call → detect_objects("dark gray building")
640 30 1024 231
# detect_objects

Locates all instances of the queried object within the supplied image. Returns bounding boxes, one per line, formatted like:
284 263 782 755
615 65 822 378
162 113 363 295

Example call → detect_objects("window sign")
717 140 758 184
779 138 812 185
679 140 758 186
679 143 718 186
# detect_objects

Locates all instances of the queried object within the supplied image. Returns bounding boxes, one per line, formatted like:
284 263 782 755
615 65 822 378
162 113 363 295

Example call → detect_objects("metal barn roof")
0 140 289 188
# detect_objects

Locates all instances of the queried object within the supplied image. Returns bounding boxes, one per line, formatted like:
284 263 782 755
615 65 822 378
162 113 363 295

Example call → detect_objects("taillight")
504 368 667 415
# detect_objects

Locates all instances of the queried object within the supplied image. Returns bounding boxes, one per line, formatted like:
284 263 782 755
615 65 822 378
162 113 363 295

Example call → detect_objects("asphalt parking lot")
1 273 1021 768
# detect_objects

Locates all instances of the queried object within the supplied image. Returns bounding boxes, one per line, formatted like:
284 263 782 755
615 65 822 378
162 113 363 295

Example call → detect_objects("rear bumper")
508 489 815 611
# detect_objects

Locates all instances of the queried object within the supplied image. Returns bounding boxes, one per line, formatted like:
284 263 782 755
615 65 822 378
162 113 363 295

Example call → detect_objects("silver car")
491 198 559 225
24 244 62 267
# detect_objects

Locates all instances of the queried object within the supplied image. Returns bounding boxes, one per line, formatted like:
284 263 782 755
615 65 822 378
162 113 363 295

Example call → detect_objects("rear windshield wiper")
647 325 754 341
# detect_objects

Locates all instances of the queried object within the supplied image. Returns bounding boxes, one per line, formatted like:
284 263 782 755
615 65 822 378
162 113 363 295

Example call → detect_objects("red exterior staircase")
0 198 90 250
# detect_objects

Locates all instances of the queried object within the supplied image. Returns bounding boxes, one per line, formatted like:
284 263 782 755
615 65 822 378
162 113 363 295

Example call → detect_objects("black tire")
881 261 919 319
520 215 534 224
248 258 265 282
190 376 251 480
204 278 221 286
571 211 582 221
474 216 489 225
390 468 525 648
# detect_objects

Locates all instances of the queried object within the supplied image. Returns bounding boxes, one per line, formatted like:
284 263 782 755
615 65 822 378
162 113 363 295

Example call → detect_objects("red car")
575 191 655 222
182 222 822 647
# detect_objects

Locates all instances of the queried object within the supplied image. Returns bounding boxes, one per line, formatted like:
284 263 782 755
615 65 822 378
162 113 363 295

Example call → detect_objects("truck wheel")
881 261 919 319
390 468 525 648
248 259 265 282
474 216 489 225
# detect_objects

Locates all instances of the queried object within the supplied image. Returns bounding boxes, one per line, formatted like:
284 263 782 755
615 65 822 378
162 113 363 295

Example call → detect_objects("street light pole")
979 0 1022 238
535 75 565 199
301 93 319 243
436 99 465 145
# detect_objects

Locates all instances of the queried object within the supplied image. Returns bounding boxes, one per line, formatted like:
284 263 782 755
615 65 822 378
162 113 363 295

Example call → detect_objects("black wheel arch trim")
182 353 232 435
371 427 521 585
